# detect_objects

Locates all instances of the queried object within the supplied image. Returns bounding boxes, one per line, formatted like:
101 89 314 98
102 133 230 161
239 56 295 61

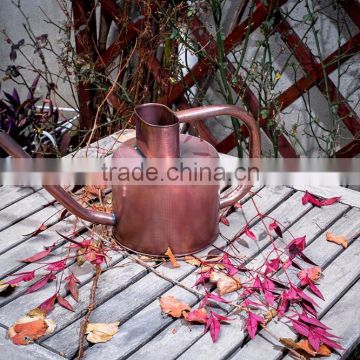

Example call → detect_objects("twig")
76 264 101 360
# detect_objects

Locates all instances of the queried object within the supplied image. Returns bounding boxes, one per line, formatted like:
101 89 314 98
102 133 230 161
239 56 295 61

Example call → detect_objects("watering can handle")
176 105 261 209
0 131 116 226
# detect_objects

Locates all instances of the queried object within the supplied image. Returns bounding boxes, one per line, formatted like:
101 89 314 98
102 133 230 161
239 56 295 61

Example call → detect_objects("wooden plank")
42 187 290 357
130 200 348 360
0 189 56 232
0 201 64 255
229 209 360 360
0 327 65 360
293 185 360 209
0 186 39 212
73 274 201 360
281 281 360 360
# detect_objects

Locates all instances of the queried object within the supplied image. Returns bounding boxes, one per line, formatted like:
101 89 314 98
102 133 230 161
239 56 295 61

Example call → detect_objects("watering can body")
0 103 261 255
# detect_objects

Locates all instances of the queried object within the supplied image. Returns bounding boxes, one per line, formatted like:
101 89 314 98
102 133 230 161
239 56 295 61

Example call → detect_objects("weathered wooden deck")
0 132 359 360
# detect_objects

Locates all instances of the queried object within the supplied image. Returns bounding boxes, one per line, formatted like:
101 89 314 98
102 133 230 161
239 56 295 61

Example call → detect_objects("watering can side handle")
175 105 261 208
0 131 116 226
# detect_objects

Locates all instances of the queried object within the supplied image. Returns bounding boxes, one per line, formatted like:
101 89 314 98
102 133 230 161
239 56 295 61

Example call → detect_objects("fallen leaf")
184 255 201 267
22 223 47 237
38 294 57 314
220 216 230 226
302 191 341 207
65 273 80 302
20 245 55 263
85 321 120 344
26 272 56 294
8 309 56 345
159 295 191 318
298 267 322 284
279 338 331 357
246 312 264 339
245 226 256 240
210 272 241 295
165 247 180 268
263 309 277 325
326 232 348 248
57 294 74 312
6 270 36 285
0 280 16 293
183 308 208 324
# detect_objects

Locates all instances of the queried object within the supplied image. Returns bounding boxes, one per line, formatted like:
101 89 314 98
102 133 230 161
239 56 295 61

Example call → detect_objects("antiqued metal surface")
0 103 261 255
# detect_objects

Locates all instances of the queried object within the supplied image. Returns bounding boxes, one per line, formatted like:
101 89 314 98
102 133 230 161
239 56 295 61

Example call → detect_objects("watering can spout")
135 103 180 158
0 131 116 226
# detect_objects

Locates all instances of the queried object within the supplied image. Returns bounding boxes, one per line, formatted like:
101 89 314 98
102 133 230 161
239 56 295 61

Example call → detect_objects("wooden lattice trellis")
72 0 360 157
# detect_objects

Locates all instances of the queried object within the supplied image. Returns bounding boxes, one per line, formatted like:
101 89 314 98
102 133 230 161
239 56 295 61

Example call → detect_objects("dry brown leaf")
297 340 332 357
0 280 16 293
326 232 348 248
159 295 191 318
280 338 331 358
85 321 120 344
210 271 241 295
8 308 56 345
263 309 277 325
165 247 180 268
184 256 201 267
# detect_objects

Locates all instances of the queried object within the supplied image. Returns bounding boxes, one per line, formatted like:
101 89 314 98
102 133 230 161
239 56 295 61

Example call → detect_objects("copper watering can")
0 103 261 255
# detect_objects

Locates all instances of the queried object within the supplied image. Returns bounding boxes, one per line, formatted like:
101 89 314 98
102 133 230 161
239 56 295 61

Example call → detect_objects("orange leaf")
280 338 332 357
326 232 348 248
159 295 191 318
165 247 180 268
11 319 48 345
297 340 332 357
298 267 322 282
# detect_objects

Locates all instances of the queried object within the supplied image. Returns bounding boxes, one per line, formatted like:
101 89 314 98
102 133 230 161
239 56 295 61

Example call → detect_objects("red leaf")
319 196 341 206
246 312 264 339
194 272 211 287
302 191 341 207
292 319 310 337
308 330 321 351
219 216 229 226
308 281 324 300
277 294 289 318
6 271 35 285
318 335 345 350
252 276 262 291
65 273 80 302
222 254 238 276
299 314 330 330
296 287 318 307
20 245 55 263
45 259 67 272
38 294 57 314
22 223 47 237
26 272 56 294
286 236 306 259
302 191 321 206
265 258 280 274
57 294 74 311
205 312 221 342
184 308 208 324
269 221 283 238
245 226 256 240
206 291 229 304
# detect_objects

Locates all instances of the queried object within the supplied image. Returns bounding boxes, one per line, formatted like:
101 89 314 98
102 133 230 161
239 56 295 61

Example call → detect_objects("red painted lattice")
73 0 360 157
